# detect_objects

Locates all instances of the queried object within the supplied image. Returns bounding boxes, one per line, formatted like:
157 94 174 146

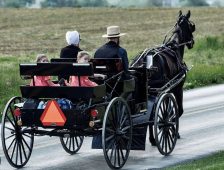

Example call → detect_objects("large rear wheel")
102 97 132 169
1 97 34 168
154 93 179 155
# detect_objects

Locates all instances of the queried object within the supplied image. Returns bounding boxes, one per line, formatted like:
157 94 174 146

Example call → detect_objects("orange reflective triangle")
40 100 66 126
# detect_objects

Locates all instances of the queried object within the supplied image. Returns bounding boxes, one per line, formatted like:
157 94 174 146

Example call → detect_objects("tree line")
1 0 223 8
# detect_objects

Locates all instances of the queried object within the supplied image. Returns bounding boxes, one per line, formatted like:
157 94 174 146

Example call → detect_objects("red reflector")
90 109 98 117
13 108 21 117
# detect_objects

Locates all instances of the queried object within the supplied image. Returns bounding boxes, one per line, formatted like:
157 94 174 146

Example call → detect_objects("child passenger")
65 51 106 87
30 54 60 86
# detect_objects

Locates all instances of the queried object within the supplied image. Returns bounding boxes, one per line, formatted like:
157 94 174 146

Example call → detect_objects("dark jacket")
60 45 82 59
59 45 82 80
94 41 129 71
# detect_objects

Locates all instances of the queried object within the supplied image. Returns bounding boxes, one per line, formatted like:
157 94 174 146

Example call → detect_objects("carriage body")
2 57 182 169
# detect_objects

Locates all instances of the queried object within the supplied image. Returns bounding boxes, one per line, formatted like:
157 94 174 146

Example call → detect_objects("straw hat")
102 26 126 38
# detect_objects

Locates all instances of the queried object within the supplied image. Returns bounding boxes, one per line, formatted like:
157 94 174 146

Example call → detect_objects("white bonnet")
66 31 80 45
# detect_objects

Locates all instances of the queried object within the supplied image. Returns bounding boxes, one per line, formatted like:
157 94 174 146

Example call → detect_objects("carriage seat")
19 63 106 100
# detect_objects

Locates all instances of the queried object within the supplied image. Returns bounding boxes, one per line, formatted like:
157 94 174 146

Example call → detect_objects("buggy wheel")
102 97 132 169
154 93 179 156
1 97 34 168
60 135 84 154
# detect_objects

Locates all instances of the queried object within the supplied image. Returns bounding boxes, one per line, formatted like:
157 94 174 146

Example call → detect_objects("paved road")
0 84 224 170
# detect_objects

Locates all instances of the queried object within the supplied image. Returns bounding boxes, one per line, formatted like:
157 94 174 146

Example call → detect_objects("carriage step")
131 111 146 119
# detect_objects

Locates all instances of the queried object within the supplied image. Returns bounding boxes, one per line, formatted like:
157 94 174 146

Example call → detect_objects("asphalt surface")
0 84 224 170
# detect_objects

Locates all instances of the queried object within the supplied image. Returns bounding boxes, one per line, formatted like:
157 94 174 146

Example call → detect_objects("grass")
184 34 224 89
167 151 224 170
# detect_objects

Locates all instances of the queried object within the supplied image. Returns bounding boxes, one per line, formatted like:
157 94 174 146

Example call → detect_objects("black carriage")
1 57 182 169
1 10 195 169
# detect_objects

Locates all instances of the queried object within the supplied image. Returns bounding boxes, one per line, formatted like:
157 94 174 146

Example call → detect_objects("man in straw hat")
94 26 129 71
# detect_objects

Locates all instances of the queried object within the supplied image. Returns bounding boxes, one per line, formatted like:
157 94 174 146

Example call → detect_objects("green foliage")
185 64 224 89
2 0 34 8
194 36 224 51
180 0 209 6
41 0 108 8
168 151 224 170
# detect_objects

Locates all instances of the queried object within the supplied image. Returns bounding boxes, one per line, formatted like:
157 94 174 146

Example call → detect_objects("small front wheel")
102 97 132 169
60 135 84 154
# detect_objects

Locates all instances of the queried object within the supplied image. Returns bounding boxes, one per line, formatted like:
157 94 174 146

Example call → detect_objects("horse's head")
176 10 195 49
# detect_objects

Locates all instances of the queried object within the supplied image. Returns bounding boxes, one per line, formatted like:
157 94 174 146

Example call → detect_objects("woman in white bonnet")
59 30 83 80
60 30 82 59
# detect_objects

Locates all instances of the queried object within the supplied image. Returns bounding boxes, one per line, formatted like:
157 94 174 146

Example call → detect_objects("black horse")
130 10 195 144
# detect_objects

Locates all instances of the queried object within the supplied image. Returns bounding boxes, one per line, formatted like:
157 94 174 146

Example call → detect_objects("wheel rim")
102 97 132 169
1 97 34 168
60 135 84 154
154 93 179 155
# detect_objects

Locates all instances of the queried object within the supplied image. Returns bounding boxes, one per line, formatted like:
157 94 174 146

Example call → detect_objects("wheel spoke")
119 106 125 125
120 115 128 128
23 133 32 139
65 137 69 146
106 134 115 142
169 112 176 121
122 134 130 140
114 144 117 167
106 127 115 134
7 138 16 151
10 140 17 160
21 136 31 151
162 100 167 115
165 132 167 153
9 105 17 124
119 137 128 150
5 134 16 140
16 141 19 165
6 115 16 128
159 130 164 145
119 147 125 162
5 126 15 132
18 142 23 165
168 131 175 146
121 125 130 132
167 98 172 115
109 142 116 161
157 126 164 136
117 145 121 167
20 140 28 160
69 137 71 150
159 106 165 118
167 133 172 151
72 137 75 151
158 113 163 121
161 134 165 151
75 136 79 147
106 139 116 153
169 126 176 136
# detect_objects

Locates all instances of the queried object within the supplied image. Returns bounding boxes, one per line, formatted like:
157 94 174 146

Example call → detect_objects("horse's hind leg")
149 125 156 146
